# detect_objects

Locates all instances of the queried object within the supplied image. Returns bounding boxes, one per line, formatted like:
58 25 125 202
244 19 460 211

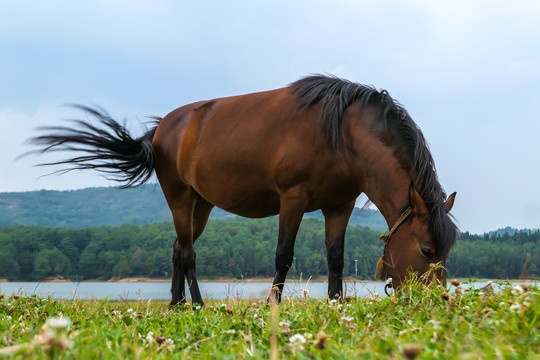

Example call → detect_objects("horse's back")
153 87 359 217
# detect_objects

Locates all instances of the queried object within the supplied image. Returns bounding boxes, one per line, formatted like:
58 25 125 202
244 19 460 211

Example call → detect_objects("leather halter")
375 206 414 294
378 206 413 246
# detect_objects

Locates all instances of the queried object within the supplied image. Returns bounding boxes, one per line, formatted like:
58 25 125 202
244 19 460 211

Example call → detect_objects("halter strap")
378 206 413 246
375 206 414 288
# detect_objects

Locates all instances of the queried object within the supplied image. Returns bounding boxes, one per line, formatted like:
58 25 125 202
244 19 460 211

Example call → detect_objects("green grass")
0 280 538 359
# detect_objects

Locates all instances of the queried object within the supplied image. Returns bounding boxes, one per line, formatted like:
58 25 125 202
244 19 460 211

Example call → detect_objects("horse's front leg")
322 202 355 300
270 192 306 303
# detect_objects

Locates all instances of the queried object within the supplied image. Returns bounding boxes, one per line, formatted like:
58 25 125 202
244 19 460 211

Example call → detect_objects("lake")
0 281 386 301
0 280 520 301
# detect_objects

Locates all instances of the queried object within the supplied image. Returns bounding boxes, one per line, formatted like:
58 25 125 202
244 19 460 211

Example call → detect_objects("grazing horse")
27 75 458 306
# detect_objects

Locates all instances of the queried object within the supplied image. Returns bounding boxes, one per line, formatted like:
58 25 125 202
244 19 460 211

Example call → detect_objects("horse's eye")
420 247 434 259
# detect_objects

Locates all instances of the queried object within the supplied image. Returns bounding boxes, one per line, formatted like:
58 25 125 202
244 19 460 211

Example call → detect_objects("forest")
0 218 538 282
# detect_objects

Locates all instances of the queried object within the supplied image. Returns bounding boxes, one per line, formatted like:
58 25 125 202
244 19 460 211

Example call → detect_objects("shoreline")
11 276 334 283
1 277 537 284
106 276 375 283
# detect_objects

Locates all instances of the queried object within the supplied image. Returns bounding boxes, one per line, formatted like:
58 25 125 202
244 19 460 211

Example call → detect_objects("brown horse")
27 75 458 306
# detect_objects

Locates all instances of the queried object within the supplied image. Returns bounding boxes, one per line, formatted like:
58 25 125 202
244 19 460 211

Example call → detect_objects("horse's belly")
199 185 281 218
220 191 281 218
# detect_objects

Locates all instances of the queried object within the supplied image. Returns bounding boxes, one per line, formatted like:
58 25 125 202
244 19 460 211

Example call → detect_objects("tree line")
0 219 538 281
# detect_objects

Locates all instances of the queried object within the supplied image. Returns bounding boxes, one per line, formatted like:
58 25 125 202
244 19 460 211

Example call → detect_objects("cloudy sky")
1 1 539 233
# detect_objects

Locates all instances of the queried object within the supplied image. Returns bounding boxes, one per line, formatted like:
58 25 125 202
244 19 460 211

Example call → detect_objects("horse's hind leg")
171 237 186 306
188 197 214 303
169 191 213 308
322 201 355 300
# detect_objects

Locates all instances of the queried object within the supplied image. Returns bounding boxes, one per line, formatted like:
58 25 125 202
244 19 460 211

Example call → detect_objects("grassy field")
0 279 538 359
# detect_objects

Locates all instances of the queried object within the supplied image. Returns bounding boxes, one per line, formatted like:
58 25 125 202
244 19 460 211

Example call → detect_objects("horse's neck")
345 113 411 227
362 173 410 229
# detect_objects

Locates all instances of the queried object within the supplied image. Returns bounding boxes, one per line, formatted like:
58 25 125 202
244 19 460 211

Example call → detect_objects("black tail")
25 105 160 188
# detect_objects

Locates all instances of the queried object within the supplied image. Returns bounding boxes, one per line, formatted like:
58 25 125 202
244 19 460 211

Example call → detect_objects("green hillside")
0 185 387 230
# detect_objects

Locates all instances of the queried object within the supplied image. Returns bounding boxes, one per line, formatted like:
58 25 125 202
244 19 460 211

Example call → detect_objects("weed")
0 281 538 359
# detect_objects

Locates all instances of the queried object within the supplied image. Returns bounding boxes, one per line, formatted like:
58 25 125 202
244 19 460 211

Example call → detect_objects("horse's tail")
25 105 160 188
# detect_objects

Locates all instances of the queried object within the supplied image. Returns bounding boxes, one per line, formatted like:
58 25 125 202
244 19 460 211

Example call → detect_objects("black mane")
291 74 458 259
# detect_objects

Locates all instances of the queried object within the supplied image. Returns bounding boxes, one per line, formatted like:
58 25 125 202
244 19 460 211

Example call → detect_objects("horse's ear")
409 183 429 218
445 192 457 212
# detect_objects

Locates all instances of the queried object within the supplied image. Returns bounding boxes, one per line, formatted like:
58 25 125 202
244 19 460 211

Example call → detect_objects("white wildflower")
163 337 175 351
386 277 393 284
145 331 155 346
511 285 525 296
289 333 307 350
46 317 71 331
509 303 522 312
126 308 137 318
428 320 442 330
289 334 307 343
279 321 291 333
329 299 338 305
34 317 73 350
341 316 357 329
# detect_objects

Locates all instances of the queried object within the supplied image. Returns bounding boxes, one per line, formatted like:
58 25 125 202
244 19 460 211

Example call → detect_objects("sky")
1 0 539 234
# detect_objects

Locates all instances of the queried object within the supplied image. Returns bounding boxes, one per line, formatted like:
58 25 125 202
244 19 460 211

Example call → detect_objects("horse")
26 75 458 306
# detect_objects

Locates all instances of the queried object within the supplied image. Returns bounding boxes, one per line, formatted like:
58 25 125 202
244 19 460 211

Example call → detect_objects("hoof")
169 301 205 311
168 299 187 310
265 295 282 306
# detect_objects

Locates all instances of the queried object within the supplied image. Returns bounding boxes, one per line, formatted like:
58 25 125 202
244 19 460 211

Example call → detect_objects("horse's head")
377 184 457 290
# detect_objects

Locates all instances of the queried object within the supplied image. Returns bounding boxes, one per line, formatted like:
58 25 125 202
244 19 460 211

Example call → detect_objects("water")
0 281 388 301
0 280 531 301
